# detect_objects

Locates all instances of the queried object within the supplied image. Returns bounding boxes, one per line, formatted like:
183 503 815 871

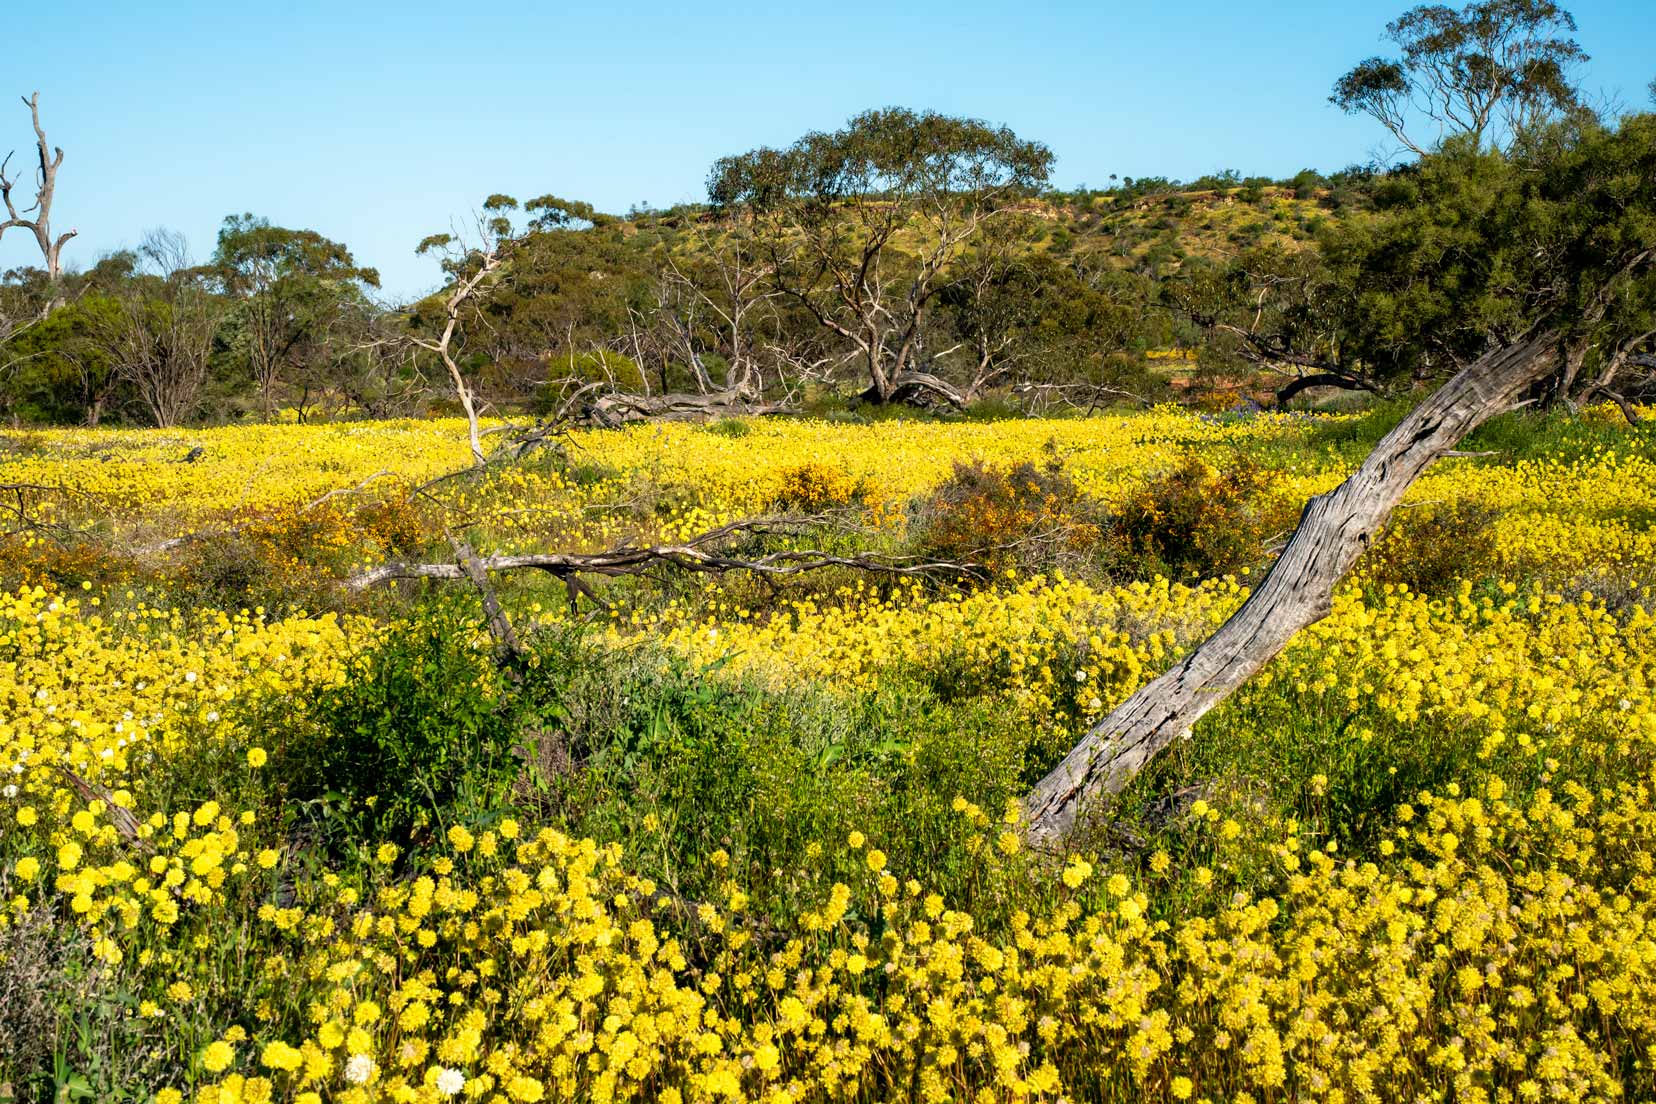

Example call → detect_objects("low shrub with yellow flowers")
1 404 1654 1100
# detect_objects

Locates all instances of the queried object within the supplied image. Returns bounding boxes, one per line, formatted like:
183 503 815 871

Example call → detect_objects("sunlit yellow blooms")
202 1040 235 1073
2 410 1654 1102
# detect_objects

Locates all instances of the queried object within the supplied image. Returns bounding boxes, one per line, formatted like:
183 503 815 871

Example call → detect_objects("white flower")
184 671 197 683
435 1068 466 1096
345 1054 375 1085
2 784 15 799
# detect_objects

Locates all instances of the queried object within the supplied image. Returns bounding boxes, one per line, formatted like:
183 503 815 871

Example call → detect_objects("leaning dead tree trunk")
1023 330 1560 847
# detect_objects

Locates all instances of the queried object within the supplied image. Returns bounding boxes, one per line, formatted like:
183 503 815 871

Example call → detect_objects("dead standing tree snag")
0 92 76 309
413 216 515 469
1022 330 1563 847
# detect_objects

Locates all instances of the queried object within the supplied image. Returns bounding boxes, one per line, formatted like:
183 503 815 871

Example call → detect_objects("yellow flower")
447 825 474 853
202 1039 235 1072
246 747 268 768
865 848 887 872
261 1040 303 1071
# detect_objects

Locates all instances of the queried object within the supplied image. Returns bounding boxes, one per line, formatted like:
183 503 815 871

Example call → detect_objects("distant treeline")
1 1 1652 427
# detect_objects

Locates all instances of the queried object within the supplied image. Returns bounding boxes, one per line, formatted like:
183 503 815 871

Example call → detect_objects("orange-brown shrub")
912 458 1102 575
1108 455 1285 580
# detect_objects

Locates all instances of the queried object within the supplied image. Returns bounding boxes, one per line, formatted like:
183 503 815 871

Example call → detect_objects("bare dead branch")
343 516 981 593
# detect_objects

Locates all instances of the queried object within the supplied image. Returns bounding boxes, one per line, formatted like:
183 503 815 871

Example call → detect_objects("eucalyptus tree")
413 195 532 466
210 215 380 420
1331 0 1588 156
709 108 1053 404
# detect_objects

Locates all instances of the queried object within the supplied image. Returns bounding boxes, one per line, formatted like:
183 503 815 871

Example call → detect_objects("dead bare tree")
0 93 76 309
91 230 220 428
663 217 775 399
413 201 524 467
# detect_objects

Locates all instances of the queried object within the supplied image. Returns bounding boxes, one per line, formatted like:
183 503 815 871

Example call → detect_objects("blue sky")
4 0 1652 299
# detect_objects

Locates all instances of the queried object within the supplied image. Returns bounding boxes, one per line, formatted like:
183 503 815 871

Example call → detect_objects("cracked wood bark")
1023 331 1560 847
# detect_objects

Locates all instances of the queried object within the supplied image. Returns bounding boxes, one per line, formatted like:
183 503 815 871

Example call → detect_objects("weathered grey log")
1022 331 1561 847
579 390 791 428
343 517 978 593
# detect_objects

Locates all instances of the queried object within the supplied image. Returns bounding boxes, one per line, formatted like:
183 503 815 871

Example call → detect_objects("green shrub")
706 417 752 438
283 602 537 844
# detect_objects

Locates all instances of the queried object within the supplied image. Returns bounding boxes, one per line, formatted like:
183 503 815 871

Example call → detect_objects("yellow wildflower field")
2 407 1655 1102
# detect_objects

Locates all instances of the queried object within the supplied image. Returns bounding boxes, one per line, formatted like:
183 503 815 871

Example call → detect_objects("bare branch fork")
0 480 86 540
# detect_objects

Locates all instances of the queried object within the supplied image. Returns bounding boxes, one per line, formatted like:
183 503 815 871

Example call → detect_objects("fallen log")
344 516 980 596
1023 330 1562 848
579 390 792 428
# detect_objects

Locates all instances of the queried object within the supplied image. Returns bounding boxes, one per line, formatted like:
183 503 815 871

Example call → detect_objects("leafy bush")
282 602 538 844
771 461 864 511
705 417 752 438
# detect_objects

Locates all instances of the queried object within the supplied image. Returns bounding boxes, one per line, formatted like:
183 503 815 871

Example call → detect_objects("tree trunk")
1023 331 1560 847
